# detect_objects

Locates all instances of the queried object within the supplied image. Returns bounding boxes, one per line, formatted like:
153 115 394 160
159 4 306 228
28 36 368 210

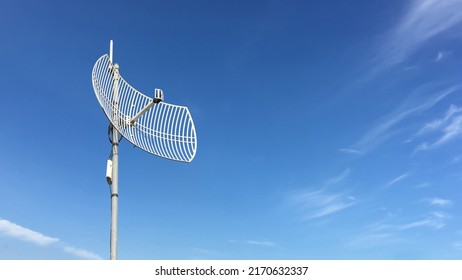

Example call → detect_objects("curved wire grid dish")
92 54 197 162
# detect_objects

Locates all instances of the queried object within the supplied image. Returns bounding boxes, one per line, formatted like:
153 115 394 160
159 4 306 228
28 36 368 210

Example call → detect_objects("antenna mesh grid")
92 54 197 162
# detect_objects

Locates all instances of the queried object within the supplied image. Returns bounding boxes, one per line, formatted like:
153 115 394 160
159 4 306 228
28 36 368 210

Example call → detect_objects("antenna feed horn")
154 88 164 103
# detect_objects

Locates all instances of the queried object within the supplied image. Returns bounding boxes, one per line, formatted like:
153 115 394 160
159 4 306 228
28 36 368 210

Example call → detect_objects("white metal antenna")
92 41 198 260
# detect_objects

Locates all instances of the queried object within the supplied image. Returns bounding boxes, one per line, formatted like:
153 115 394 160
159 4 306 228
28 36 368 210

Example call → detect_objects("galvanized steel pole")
110 126 119 260
110 42 120 259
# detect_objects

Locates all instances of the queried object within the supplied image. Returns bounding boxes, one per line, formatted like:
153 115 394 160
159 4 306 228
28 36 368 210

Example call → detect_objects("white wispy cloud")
399 211 450 230
434 50 452 62
190 247 225 258
377 0 462 67
338 148 364 155
326 168 351 185
0 218 102 260
414 182 430 189
384 172 410 188
345 0 462 153
288 188 356 220
424 197 454 207
228 240 277 248
345 233 400 249
348 211 451 248
415 104 462 136
432 115 462 145
63 246 103 260
246 240 276 247
413 104 462 153
373 211 450 231
0 219 59 246
399 212 451 230
349 86 457 153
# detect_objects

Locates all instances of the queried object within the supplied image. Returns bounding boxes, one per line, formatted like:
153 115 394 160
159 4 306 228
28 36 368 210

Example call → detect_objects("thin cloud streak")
434 50 451 62
399 218 443 230
415 104 462 136
191 247 225 258
228 240 277 248
326 168 351 185
63 246 103 260
384 173 409 188
347 211 451 249
0 218 102 260
0 219 59 246
351 86 458 153
433 115 462 146
345 233 400 250
288 188 356 220
338 148 365 155
425 197 454 207
246 240 276 247
352 0 462 154
414 104 462 153
399 212 450 230
414 182 430 189
370 212 451 232
377 0 462 67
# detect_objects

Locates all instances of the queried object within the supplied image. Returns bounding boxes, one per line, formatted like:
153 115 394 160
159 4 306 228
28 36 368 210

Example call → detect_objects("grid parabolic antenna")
92 54 197 162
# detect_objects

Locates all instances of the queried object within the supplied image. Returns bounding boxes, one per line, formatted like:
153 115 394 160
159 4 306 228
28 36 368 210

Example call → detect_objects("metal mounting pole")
110 62 120 260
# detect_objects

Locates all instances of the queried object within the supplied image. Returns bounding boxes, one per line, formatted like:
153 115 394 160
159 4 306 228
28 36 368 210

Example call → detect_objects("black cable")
108 123 123 144
108 123 113 144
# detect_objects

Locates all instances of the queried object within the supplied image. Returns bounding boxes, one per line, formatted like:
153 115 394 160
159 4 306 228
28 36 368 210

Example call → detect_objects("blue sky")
1 0 462 259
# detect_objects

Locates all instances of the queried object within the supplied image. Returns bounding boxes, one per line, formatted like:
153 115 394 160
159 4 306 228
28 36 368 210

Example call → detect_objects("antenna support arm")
129 88 163 125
